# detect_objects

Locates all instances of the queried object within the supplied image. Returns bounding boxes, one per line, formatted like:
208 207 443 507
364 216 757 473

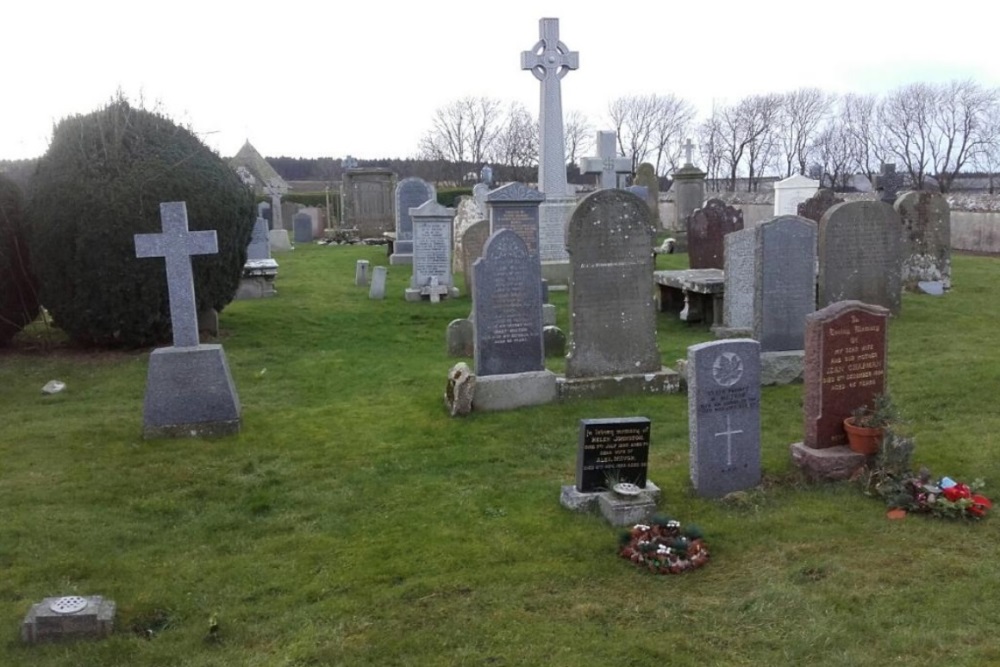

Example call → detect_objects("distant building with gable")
229 140 288 195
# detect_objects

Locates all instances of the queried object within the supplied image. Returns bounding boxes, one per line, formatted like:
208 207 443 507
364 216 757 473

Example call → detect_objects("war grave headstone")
818 201 902 314
340 168 397 238
688 199 744 269
796 188 844 224
522 17 578 282
672 138 706 237
688 339 761 497
21 595 116 644
633 163 661 226
134 201 241 438
790 301 889 480
391 177 436 265
893 190 951 292
236 217 278 299
453 196 487 274
293 211 313 243
559 417 661 526
355 259 370 287
369 265 387 300
579 130 631 190
405 200 457 302
774 174 819 216
560 189 678 399
471 229 555 411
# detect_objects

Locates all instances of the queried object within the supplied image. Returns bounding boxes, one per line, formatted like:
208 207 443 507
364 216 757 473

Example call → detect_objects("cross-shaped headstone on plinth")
579 131 631 190
683 138 696 166
134 202 218 348
521 17 578 197
877 163 904 204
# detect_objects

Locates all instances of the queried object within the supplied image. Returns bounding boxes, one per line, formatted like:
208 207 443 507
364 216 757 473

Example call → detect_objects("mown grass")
1 245 999 666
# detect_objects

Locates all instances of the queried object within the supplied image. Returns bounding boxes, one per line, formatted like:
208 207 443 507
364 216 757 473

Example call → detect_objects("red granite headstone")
803 301 889 449
687 198 743 269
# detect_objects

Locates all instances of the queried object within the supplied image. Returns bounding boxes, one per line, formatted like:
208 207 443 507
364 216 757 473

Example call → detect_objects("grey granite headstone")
473 229 544 376
133 202 241 438
819 201 903 314
893 190 951 291
688 338 761 497
688 198 744 269
566 190 660 378
392 177 436 263
486 182 545 258
21 595 115 644
723 227 755 332
247 217 271 261
576 417 651 493
369 266 387 300
755 215 817 351
411 200 455 289
355 259 370 286
293 212 313 243
460 219 490 297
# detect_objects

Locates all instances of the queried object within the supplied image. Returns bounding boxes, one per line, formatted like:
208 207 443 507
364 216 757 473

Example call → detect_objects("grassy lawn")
1 245 998 666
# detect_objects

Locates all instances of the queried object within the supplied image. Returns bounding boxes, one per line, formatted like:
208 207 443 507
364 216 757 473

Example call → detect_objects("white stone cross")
521 17 578 197
134 202 218 349
683 138 695 166
579 131 631 189
714 415 744 467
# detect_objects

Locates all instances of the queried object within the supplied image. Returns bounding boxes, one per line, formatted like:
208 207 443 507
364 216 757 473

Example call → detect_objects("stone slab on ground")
22 596 116 644
556 369 680 400
790 442 867 481
473 370 557 411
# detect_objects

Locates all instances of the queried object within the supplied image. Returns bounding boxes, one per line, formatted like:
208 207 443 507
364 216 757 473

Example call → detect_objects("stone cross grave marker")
576 417 651 493
688 339 761 497
473 229 544 376
688 198 744 269
134 202 217 348
522 17 578 197
566 189 660 378
893 190 951 291
877 163 904 204
683 138 695 165
579 130 631 190
264 179 285 230
819 200 902 314
392 177 436 264
803 301 889 450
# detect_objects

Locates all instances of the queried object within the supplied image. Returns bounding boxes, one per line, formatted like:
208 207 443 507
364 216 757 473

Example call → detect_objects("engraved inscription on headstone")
486 182 544 258
575 417 651 493
411 201 455 289
723 228 755 331
394 177 436 256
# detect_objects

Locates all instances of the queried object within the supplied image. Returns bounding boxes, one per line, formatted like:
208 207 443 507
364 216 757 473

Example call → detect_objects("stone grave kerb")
134 202 218 348
579 130 631 189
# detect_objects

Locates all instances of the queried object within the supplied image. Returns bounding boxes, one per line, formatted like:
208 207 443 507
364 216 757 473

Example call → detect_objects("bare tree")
813 119 854 189
880 83 937 190
607 94 695 174
929 79 1000 192
417 96 503 177
490 102 538 182
717 94 781 191
650 95 696 175
697 112 724 191
777 88 835 177
564 109 593 166
841 93 886 184
973 101 1000 194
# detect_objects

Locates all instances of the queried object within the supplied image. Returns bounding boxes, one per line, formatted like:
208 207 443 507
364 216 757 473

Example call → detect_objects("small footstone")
22 595 116 644
789 442 866 481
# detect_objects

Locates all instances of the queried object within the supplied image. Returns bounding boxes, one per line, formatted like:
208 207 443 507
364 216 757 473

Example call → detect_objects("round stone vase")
843 417 882 455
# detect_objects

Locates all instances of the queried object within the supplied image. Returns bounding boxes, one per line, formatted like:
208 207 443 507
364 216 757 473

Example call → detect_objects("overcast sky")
5 0 999 162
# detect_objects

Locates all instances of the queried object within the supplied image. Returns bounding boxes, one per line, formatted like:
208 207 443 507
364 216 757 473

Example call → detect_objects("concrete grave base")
473 370 557 411
143 345 241 439
761 350 804 386
268 229 292 252
22 596 115 644
560 481 662 527
235 276 277 299
790 442 867 481
405 286 460 302
389 253 413 265
556 368 680 401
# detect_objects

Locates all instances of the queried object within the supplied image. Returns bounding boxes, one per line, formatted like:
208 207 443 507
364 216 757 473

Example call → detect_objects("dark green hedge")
0 174 38 345
436 187 474 208
29 97 255 347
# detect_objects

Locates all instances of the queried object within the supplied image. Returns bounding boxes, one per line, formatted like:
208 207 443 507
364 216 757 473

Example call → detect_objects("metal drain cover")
49 596 88 614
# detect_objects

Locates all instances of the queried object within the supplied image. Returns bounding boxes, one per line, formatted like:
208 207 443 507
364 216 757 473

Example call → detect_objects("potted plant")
844 392 901 455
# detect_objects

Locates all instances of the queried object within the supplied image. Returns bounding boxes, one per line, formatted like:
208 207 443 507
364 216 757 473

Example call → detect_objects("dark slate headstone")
688 339 761 498
796 188 843 224
473 229 544 376
566 190 660 378
394 177 436 256
803 301 888 449
461 219 490 297
819 201 903 314
486 182 545 258
755 215 817 351
687 198 744 269
893 190 951 291
411 200 455 288
575 417 651 493
293 212 313 243
247 217 271 261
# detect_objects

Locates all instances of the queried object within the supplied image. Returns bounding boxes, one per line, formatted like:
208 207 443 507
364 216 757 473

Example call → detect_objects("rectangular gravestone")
293 212 313 243
461 219 490 298
576 417 651 493
247 217 271 260
410 201 454 290
369 266 387 300
392 177 436 264
486 182 544 259
688 199 744 269
893 190 951 291
722 227 755 332
473 229 544 376
755 215 817 351
688 339 761 497
803 301 889 449
565 190 660 378
819 201 902 314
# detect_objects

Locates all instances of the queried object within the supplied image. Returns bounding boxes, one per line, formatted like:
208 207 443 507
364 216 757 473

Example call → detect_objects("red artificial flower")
943 484 972 502
969 494 992 517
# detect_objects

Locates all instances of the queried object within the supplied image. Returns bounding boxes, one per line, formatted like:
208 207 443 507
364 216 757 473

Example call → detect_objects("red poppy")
943 484 972 502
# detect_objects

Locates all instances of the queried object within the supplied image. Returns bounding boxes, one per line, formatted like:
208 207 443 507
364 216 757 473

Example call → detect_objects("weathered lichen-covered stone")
688 199 743 269
633 163 661 226
893 190 951 291
444 362 476 417
460 219 490 296
797 188 844 224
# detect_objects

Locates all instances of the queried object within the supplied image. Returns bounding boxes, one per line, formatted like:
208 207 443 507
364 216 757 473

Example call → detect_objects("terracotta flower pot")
843 417 882 455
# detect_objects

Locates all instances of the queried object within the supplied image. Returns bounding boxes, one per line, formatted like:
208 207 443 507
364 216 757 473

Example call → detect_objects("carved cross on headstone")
877 163 904 204
683 138 696 166
714 414 744 467
579 131 631 189
134 202 218 349
521 17 578 197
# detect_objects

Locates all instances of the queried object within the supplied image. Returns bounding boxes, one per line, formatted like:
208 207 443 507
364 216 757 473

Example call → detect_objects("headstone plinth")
21 596 116 644
472 370 557 411
268 229 292 252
